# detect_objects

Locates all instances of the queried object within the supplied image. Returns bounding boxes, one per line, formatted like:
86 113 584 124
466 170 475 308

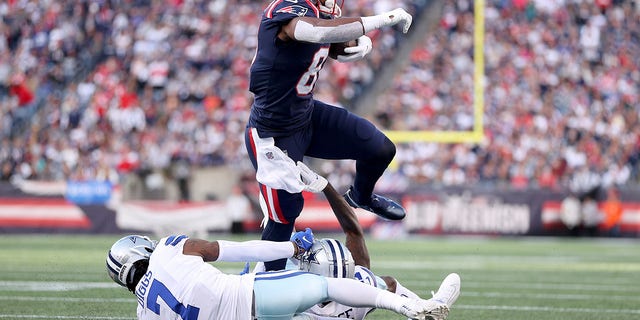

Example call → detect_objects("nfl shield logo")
266 152 274 160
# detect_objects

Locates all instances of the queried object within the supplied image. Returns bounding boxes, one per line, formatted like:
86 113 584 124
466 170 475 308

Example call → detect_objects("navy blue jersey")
248 0 331 137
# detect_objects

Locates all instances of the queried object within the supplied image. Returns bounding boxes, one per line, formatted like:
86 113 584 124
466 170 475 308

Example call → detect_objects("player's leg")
245 127 307 271
306 101 405 220
253 271 329 320
324 277 448 320
373 271 460 316
253 270 439 320
382 275 421 299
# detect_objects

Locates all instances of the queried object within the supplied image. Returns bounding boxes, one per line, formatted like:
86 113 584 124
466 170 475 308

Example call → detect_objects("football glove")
386 8 412 34
337 35 373 63
291 227 314 257
362 8 413 34
297 161 328 193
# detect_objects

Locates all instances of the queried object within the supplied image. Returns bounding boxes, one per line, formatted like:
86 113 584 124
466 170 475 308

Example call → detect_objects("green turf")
0 234 638 320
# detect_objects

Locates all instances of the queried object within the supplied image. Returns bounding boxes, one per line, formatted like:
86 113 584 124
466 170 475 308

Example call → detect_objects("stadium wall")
0 182 638 238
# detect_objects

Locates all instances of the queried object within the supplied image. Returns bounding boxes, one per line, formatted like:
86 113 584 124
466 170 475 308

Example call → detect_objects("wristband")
361 15 387 33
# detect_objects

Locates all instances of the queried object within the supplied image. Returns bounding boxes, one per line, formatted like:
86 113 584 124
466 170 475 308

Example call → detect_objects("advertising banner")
65 180 112 205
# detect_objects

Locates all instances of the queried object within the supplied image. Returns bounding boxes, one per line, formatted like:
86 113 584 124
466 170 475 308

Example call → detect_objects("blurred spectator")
170 150 191 203
226 185 251 234
0 161 13 181
369 0 640 191
0 0 638 199
599 187 623 237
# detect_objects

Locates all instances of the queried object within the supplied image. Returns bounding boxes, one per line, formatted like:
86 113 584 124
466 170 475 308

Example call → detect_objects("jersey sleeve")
264 0 319 23
152 235 192 265
157 235 189 253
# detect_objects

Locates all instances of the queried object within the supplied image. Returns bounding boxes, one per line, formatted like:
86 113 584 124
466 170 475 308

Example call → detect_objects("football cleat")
431 273 461 309
344 186 406 220
399 298 448 320
404 273 461 320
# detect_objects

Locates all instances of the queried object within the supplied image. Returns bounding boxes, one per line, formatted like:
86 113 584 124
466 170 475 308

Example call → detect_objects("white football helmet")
299 238 355 278
318 0 342 18
106 235 156 291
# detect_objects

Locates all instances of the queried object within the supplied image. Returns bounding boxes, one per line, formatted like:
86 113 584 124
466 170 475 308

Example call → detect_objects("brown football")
329 40 357 59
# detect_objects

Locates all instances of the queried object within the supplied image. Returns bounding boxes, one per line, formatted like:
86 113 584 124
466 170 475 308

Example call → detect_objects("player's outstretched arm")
182 232 314 262
280 8 412 43
323 182 371 268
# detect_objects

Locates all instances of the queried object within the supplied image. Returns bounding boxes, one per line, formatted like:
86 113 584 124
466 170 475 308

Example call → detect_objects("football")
329 40 357 59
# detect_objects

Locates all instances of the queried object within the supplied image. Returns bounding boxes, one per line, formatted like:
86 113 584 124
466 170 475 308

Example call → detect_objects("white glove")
296 161 328 193
386 8 412 33
337 35 373 63
362 8 413 34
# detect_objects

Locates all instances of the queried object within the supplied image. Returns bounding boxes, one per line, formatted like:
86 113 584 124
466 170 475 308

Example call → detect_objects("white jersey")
305 266 385 320
134 235 255 320
306 301 373 319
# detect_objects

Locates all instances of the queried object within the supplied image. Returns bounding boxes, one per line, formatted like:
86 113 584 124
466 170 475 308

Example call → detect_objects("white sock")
395 281 420 299
374 290 411 315
326 277 405 313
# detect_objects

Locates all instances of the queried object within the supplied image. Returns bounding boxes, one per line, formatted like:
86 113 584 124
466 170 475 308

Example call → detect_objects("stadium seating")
0 0 638 197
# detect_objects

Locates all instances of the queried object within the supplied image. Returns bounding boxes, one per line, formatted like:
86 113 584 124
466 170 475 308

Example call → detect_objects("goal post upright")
384 0 485 144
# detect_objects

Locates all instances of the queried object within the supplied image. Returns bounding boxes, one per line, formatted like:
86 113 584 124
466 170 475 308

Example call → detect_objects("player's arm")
323 182 371 269
183 229 314 262
279 8 412 43
295 161 370 267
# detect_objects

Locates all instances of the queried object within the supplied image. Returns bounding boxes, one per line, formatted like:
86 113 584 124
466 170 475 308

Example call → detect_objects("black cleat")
343 186 406 220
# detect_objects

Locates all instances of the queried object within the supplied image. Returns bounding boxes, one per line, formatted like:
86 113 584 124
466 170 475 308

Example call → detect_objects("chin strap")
318 0 342 18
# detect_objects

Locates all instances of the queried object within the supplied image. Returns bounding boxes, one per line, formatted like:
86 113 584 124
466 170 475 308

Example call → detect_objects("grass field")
0 234 639 320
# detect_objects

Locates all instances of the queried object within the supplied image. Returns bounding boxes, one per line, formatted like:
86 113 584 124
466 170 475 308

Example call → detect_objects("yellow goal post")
384 0 485 144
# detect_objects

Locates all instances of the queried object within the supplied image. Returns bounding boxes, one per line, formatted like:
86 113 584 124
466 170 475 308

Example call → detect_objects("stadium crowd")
0 0 639 197
330 0 640 193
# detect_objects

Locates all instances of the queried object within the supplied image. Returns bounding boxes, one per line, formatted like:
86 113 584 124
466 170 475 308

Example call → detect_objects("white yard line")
403 280 640 292
0 281 116 291
461 291 640 300
456 304 640 314
0 295 132 303
1 304 639 319
0 316 134 319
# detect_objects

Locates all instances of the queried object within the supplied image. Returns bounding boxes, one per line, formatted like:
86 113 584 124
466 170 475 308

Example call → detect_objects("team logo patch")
266 151 274 160
276 5 308 17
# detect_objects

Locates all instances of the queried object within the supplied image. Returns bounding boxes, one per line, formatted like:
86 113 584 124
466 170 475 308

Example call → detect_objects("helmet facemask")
106 235 156 291
318 0 343 18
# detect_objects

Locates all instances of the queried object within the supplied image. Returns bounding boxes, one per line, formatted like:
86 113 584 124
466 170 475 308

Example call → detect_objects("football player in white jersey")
291 165 461 320
106 228 448 320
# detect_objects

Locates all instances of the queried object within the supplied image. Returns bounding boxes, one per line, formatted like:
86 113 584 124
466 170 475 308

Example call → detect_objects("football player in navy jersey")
245 0 413 271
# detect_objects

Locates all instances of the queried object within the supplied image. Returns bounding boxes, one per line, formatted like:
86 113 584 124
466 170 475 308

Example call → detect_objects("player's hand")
337 35 373 63
385 8 412 33
291 227 314 257
297 161 328 193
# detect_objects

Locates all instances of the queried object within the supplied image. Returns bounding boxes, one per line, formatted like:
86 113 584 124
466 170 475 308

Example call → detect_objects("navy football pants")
245 100 395 270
